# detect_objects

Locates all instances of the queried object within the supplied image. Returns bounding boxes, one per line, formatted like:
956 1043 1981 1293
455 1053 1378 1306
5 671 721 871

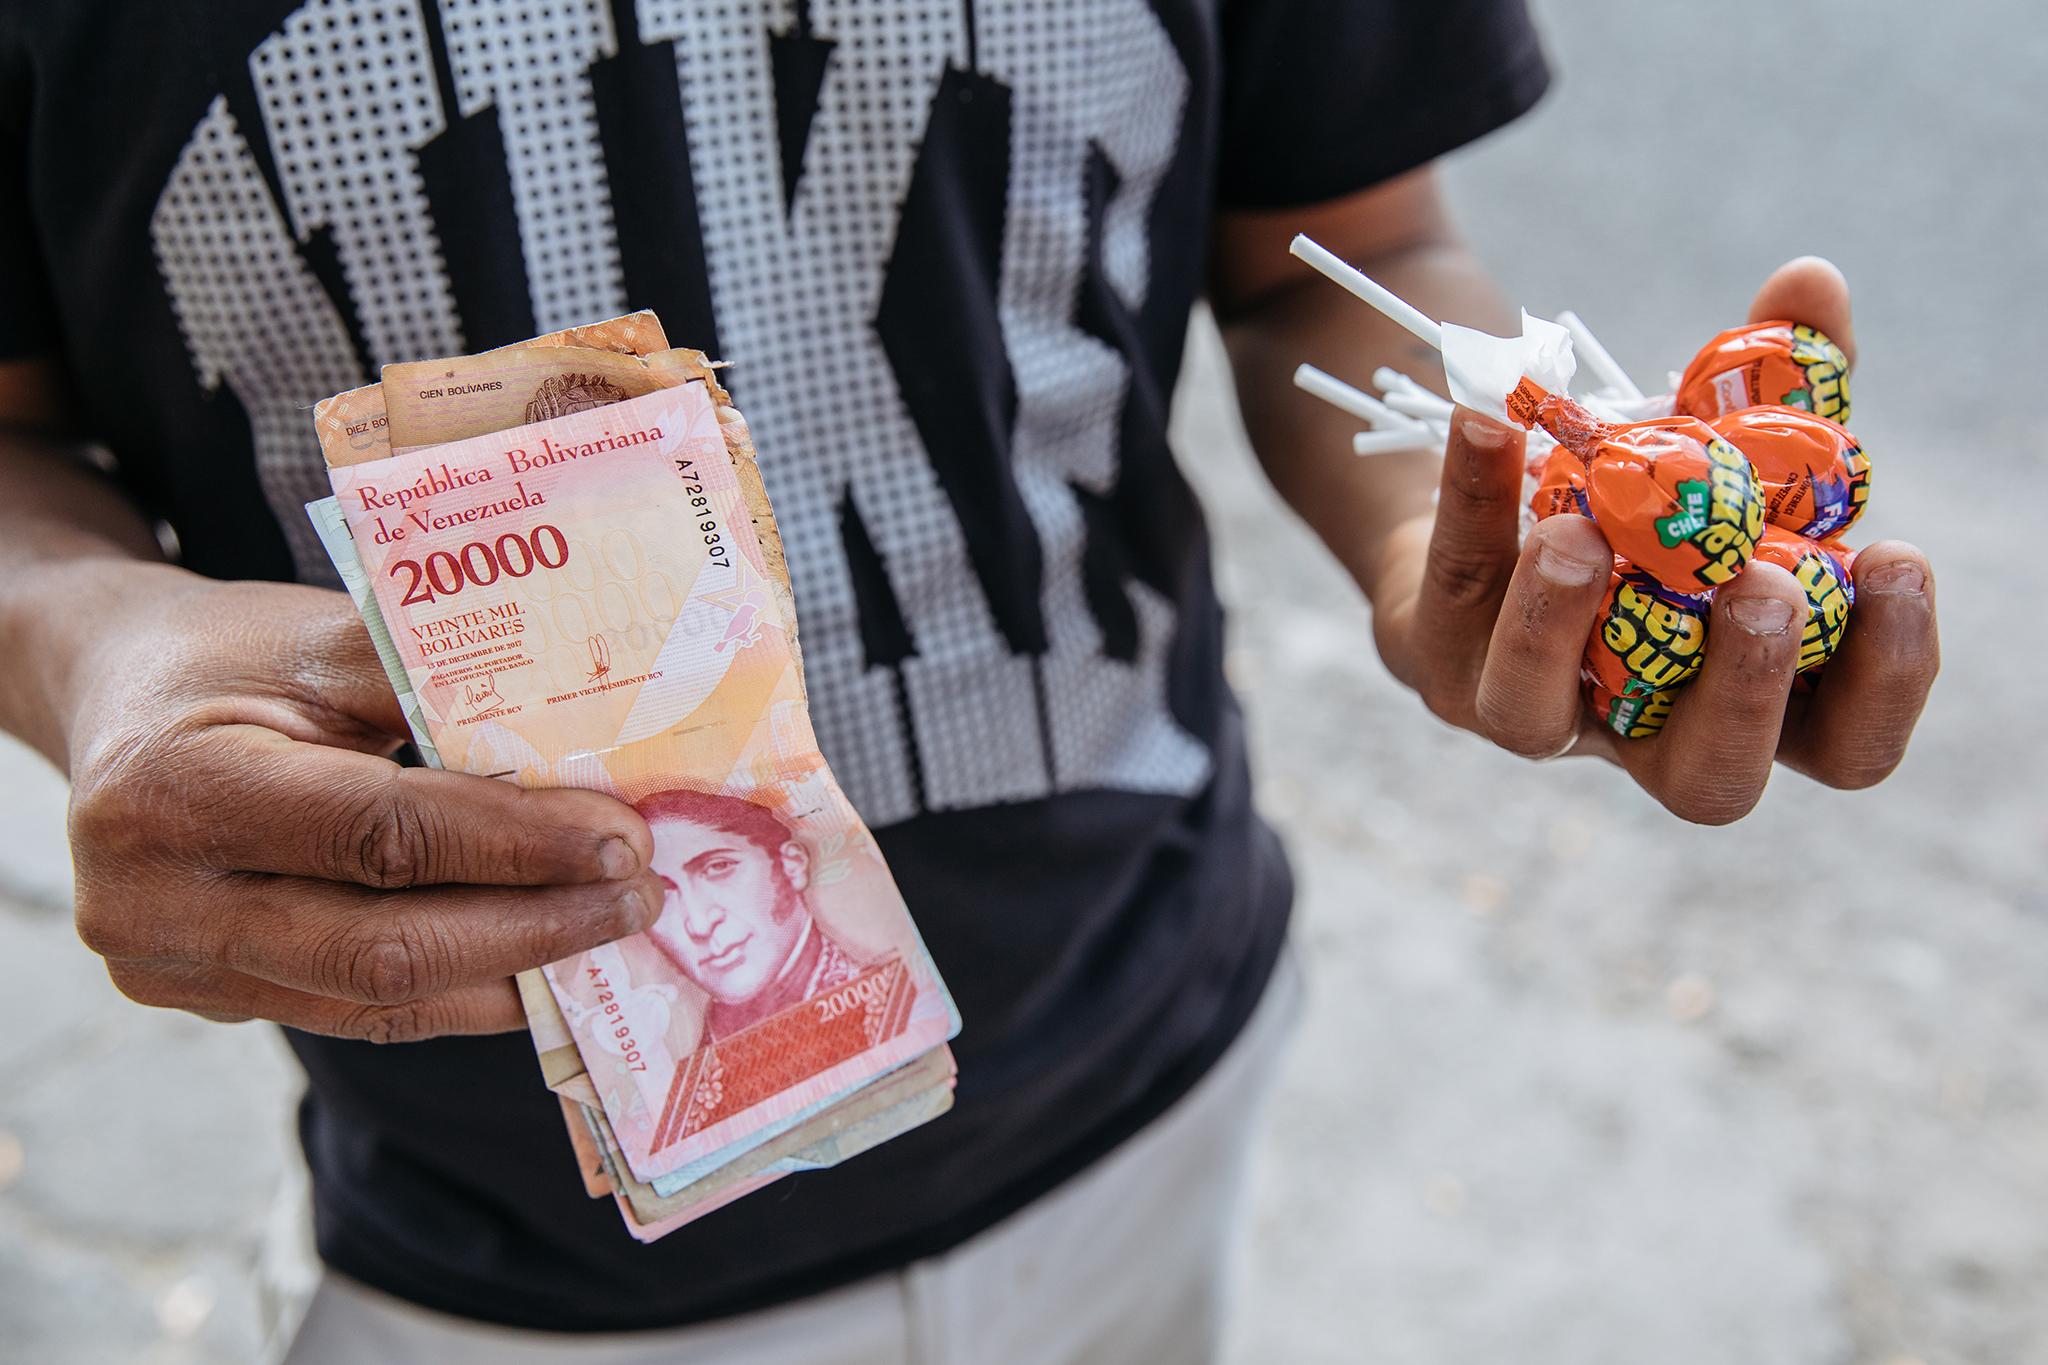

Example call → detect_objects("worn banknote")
322 376 958 1185
311 498 951 1231
313 311 672 469
310 330 949 1232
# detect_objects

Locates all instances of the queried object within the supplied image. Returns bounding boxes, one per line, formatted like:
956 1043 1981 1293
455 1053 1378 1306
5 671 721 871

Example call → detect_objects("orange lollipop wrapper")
1530 443 1591 520
1510 384 1765 594
1583 566 1711 698
1709 404 1869 539
1582 417 1766 595
1676 321 1851 424
1752 525 1855 674
1584 676 1676 740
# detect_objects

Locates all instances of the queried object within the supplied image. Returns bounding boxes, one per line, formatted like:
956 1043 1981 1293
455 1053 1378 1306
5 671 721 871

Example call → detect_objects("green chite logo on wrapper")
1655 481 1710 548
1602 685 1675 739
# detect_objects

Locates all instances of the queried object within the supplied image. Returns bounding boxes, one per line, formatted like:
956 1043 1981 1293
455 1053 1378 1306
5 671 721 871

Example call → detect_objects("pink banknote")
324 380 956 1184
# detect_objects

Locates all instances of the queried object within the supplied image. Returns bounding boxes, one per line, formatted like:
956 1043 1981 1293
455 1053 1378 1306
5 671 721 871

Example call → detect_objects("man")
637 786 864 1039
0 1 1936 1360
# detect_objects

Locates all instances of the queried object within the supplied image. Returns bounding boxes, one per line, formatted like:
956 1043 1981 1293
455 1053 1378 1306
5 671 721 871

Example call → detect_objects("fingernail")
1863 561 1925 596
1536 542 1605 587
598 837 638 880
614 879 660 930
1460 415 1514 451
1727 596 1798 636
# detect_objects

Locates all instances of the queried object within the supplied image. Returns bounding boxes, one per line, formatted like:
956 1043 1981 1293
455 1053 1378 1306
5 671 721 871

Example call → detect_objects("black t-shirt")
0 0 1546 1332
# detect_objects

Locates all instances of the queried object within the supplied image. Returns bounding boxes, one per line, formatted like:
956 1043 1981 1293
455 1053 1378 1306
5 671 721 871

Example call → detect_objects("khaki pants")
280 953 1299 1365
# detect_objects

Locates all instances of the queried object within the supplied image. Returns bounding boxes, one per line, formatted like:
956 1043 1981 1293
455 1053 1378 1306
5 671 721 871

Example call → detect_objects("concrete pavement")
1 1 2041 1361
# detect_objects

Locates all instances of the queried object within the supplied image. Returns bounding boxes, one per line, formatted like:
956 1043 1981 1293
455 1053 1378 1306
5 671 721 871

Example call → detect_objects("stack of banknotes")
303 313 959 1241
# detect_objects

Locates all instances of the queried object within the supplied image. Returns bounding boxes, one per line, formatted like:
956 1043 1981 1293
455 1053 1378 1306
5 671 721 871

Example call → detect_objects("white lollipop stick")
1293 364 1428 431
1372 367 1451 406
1382 390 1454 422
1555 310 1643 401
1578 393 1631 423
1372 366 1419 395
1352 430 1440 457
1290 235 1444 351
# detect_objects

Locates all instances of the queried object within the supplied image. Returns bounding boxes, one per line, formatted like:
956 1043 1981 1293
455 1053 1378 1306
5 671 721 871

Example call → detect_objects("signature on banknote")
461 675 505 715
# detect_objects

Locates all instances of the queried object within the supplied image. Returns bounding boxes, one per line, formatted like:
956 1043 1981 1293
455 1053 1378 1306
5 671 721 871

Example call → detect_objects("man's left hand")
1370 257 1940 824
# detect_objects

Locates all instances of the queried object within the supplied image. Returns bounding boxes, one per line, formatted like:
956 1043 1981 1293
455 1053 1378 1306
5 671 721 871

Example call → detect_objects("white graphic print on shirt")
151 0 1209 824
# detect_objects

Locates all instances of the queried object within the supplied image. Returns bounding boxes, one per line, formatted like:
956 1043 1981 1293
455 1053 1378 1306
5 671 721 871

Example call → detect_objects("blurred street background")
1 1 2042 1361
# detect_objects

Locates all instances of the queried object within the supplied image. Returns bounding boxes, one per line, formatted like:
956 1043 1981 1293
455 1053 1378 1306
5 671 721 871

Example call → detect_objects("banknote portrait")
636 786 866 1041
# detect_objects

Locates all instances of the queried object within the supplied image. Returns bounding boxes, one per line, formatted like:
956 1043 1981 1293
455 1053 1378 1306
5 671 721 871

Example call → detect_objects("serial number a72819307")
674 456 732 570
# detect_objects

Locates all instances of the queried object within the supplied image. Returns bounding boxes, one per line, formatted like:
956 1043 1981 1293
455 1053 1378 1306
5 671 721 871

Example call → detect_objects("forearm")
1219 234 1515 602
0 426 179 766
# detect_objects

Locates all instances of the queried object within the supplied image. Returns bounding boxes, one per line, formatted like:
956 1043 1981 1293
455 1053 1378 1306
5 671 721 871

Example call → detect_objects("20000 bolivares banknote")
313 336 952 1232
323 378 958 1185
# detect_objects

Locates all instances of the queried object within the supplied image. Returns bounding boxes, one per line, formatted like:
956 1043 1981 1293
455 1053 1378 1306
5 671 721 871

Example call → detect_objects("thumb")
1748 256 1857 368
290 588 413 745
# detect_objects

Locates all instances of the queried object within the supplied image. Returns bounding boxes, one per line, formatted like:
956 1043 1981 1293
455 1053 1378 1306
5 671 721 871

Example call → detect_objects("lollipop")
1707 404 1869 540
1751 525 1855 674
1676 321 1851 424
1583 565 1711 700
1283 235 1870 741
1516 387 1767 597
1585 677 1677 739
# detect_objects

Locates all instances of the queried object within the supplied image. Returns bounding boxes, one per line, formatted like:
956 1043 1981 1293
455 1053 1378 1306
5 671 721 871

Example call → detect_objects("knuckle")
73 894 136 960
104 961 173 1008
1418 684 1473 731
1816 746 1904 792
520 888 617 966
500 823 559 882
1660 780 1759 827
1442 459 1518 514
68 775 149 862
342 999 437 1046
68 728 206 862
341 794 434 889
1423 553 1507 616
325 925 440 1006
104 961 196 1015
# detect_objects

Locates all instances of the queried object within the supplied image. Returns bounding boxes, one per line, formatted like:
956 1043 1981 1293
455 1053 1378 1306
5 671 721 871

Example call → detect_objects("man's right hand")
56 566 662 1041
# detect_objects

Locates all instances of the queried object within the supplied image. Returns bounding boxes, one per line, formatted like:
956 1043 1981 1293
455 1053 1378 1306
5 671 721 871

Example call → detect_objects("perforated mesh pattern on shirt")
979 0 1205 799
149 0 1211 819
641 0 1206 820
249 0 464 367
151 97 366 582
440 0 630 331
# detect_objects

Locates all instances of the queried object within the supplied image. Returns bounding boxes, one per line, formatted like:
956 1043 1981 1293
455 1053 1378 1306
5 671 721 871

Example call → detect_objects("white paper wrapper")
1602 392 1679 422
1441 311 1577 425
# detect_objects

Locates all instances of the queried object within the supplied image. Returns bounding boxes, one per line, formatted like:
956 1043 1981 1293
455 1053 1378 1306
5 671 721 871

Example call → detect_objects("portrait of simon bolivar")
635 787 867 1041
